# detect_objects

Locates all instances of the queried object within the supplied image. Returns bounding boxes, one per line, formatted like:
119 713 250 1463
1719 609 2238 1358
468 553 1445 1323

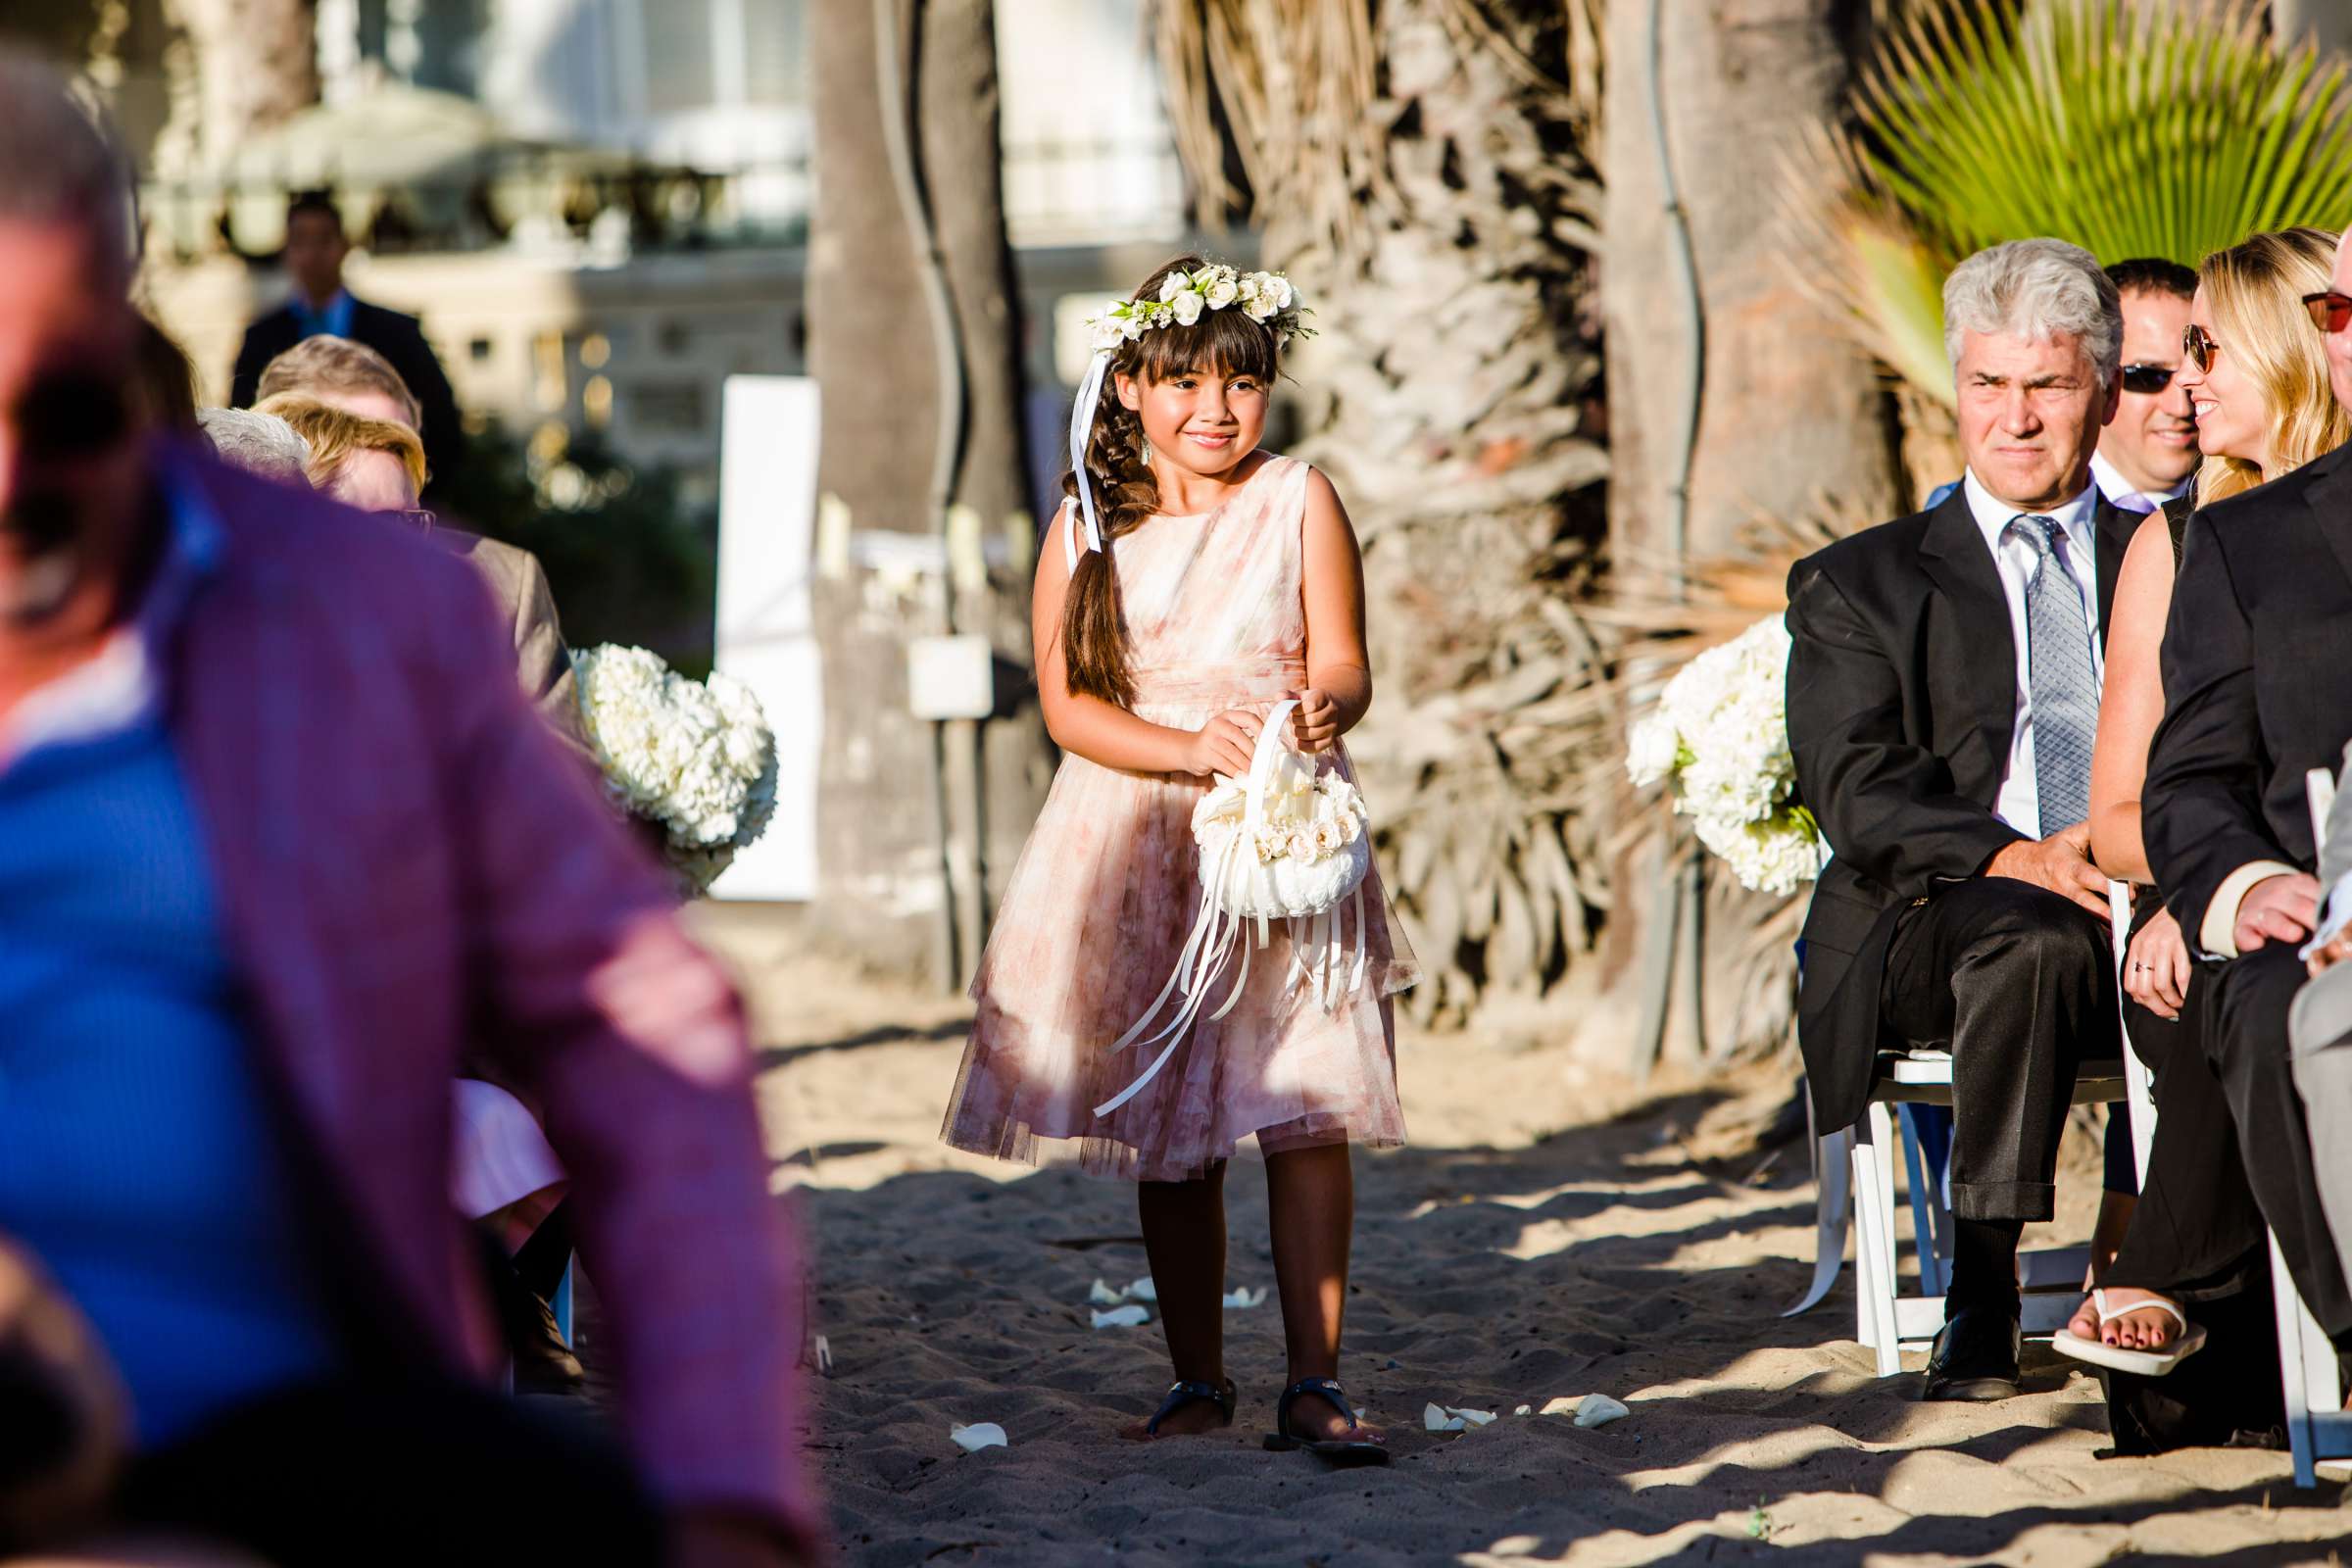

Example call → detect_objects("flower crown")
1085 264 1312 355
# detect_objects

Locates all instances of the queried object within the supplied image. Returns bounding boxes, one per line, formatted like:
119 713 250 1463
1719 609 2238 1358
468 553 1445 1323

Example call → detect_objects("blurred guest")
227 192 464 492
2070 229 2348 1393
1788 239 2133 1402
2143 222 2352 1356
0 51 815 1565
191 408 310 487
128 314 198 434
253 354 579 742
265 389 591 1392
253 394 424 510
253 331 421 432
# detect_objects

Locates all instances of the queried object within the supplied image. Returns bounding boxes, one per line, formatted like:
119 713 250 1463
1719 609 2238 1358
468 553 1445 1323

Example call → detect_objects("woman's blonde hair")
254 392 427 499
2195 226 2351 506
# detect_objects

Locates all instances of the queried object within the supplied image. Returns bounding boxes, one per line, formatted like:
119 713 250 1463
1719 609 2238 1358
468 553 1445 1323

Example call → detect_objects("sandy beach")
700 910 2352 1566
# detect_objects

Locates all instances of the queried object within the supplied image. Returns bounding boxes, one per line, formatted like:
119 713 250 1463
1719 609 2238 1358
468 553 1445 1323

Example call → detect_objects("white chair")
1784 888 2146 1376
1841 1050 2132 1376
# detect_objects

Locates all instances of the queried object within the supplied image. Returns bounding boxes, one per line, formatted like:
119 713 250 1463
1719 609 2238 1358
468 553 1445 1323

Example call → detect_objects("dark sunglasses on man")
2304 289 2352 335
2119 364 2177 394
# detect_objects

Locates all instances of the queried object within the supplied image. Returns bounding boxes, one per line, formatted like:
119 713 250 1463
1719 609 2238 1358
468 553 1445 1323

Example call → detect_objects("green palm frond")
1798 0 2352 404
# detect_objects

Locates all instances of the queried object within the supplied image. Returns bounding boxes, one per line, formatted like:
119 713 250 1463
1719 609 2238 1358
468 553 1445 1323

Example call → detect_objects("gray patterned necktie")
2009 514 2097 833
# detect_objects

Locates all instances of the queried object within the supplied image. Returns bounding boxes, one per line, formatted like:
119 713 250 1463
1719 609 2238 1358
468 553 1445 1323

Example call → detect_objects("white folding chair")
1842 1050 2130 1375
1783 888 2145 1368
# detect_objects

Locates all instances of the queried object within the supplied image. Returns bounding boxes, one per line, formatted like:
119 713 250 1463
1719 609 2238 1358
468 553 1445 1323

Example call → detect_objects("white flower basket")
1095 700 1374 1118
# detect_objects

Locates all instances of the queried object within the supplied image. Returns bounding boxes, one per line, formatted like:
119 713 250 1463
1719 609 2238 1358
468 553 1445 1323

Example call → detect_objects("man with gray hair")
1788 238 2138 1400
193 406 311 486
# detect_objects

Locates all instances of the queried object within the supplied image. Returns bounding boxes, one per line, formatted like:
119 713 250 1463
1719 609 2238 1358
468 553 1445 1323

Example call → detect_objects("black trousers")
1880 878 2113 1224
2199 945 2352 1342
2106 943 2268 1302
118 1378 665 1567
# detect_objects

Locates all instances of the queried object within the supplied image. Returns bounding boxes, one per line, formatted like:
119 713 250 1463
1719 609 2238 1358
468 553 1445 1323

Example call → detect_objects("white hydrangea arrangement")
1088 264 1313 353
571 644 779 896
1626 613 1825 897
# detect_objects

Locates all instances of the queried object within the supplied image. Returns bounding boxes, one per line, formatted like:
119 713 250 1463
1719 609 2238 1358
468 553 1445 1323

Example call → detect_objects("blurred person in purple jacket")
0 51 817 1568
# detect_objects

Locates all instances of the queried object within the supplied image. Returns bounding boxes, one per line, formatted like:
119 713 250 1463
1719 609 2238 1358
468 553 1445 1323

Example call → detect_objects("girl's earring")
1140 441 1153 468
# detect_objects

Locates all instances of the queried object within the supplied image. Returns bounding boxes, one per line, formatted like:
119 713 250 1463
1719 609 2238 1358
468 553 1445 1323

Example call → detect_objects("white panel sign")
710 374 822 902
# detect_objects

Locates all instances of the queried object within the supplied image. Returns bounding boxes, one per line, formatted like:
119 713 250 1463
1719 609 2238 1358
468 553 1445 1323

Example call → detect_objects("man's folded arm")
2143 513 2288 956
1786 558 2024 895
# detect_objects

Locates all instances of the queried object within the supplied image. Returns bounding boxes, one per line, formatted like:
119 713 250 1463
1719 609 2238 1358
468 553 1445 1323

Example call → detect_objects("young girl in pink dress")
942 257 1416 1464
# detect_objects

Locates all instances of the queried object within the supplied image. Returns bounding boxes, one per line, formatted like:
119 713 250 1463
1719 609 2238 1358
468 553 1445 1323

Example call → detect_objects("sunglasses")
2305 290 2352 334
2183 323 2223 374
2120 363 2177 395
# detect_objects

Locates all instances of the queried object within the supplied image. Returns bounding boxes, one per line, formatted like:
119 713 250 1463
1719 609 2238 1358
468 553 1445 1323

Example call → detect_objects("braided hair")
1058 256 1284 707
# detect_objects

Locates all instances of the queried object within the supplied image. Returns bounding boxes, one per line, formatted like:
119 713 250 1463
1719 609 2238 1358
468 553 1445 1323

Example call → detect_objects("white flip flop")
2051 1289 2209 1376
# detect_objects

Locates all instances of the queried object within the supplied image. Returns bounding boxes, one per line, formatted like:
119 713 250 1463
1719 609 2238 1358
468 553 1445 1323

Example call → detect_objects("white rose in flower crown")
1237 274 1260 303
1091 317 1126 354
1159 273 1188 303
1311 818 1343 856
1121 312 1148 341
1172 289 1205 326
1204 275 1239 310
1242 292 1278 322
1264 274 1295 310
1286 828 1316 862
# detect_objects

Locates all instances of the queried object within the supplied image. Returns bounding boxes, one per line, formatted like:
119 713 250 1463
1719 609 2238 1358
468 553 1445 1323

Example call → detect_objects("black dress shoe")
1923 1302 2022 1401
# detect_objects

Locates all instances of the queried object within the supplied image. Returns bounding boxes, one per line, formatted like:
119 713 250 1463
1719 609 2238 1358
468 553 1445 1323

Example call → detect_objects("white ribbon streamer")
1063 351 1112 571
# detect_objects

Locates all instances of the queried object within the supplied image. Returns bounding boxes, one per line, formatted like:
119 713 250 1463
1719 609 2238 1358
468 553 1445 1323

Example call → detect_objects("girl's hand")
2124 906 2191 1020
1293 689 1340 753
1185 710 1261 777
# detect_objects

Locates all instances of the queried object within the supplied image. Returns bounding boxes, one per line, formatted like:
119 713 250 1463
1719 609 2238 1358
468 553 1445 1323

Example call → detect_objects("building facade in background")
136 0 1207 502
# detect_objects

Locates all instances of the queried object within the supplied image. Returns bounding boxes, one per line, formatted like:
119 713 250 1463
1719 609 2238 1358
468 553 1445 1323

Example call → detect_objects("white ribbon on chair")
1093 701 1370 1118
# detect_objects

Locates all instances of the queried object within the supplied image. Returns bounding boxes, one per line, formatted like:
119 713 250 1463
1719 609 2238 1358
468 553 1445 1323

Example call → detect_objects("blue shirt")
290 289 355 342
0 478 340 1446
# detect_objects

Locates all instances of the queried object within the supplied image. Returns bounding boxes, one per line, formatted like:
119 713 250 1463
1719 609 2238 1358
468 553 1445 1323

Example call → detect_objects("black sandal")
1262 1376 1390 1466
1139 1377 1238 1438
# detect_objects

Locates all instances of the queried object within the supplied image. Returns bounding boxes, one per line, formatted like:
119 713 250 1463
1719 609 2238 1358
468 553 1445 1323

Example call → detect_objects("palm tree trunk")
808 0 1048 983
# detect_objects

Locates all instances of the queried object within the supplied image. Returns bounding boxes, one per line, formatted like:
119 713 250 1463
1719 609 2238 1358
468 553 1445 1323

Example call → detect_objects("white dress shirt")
2090 450 2191 515
1961 470 2104 840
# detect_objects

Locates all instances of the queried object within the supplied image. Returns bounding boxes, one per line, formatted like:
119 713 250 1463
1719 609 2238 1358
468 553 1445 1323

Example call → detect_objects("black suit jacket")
2144 442 2352 948
230 297 464 492
1786 485 2135 1133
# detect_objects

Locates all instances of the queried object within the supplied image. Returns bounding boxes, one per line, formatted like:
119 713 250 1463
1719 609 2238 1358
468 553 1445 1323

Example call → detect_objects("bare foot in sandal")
1118 1377 1236 1442
2063 1286 2187 1351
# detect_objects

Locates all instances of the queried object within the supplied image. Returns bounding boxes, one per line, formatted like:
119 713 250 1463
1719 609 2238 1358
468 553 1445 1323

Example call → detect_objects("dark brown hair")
1058 255 1283 707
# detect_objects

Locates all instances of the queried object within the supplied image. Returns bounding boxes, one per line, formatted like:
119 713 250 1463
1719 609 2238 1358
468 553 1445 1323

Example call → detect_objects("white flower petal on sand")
1513 1404 1533 1417
813 1335 834 1375
1091 1304 1151 1329
1538 1396 1578 1417
950 1422 1007 1452
1571 1395 1630 1428
1221 1286 1267 1309
1424 1402 1499 1433
1088 1280 1127 1306
1126 1277 1158 1303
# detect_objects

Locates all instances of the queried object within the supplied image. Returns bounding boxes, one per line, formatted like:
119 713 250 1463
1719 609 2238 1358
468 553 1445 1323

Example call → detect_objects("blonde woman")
2070 227 2352 1382
254 392 428 514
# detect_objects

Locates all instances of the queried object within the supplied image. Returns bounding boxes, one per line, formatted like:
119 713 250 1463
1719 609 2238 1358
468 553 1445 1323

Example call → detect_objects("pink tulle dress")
942 454 1418 1182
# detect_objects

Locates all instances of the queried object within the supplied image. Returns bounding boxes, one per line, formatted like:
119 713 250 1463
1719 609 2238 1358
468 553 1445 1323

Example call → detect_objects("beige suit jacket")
436 530 584 747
